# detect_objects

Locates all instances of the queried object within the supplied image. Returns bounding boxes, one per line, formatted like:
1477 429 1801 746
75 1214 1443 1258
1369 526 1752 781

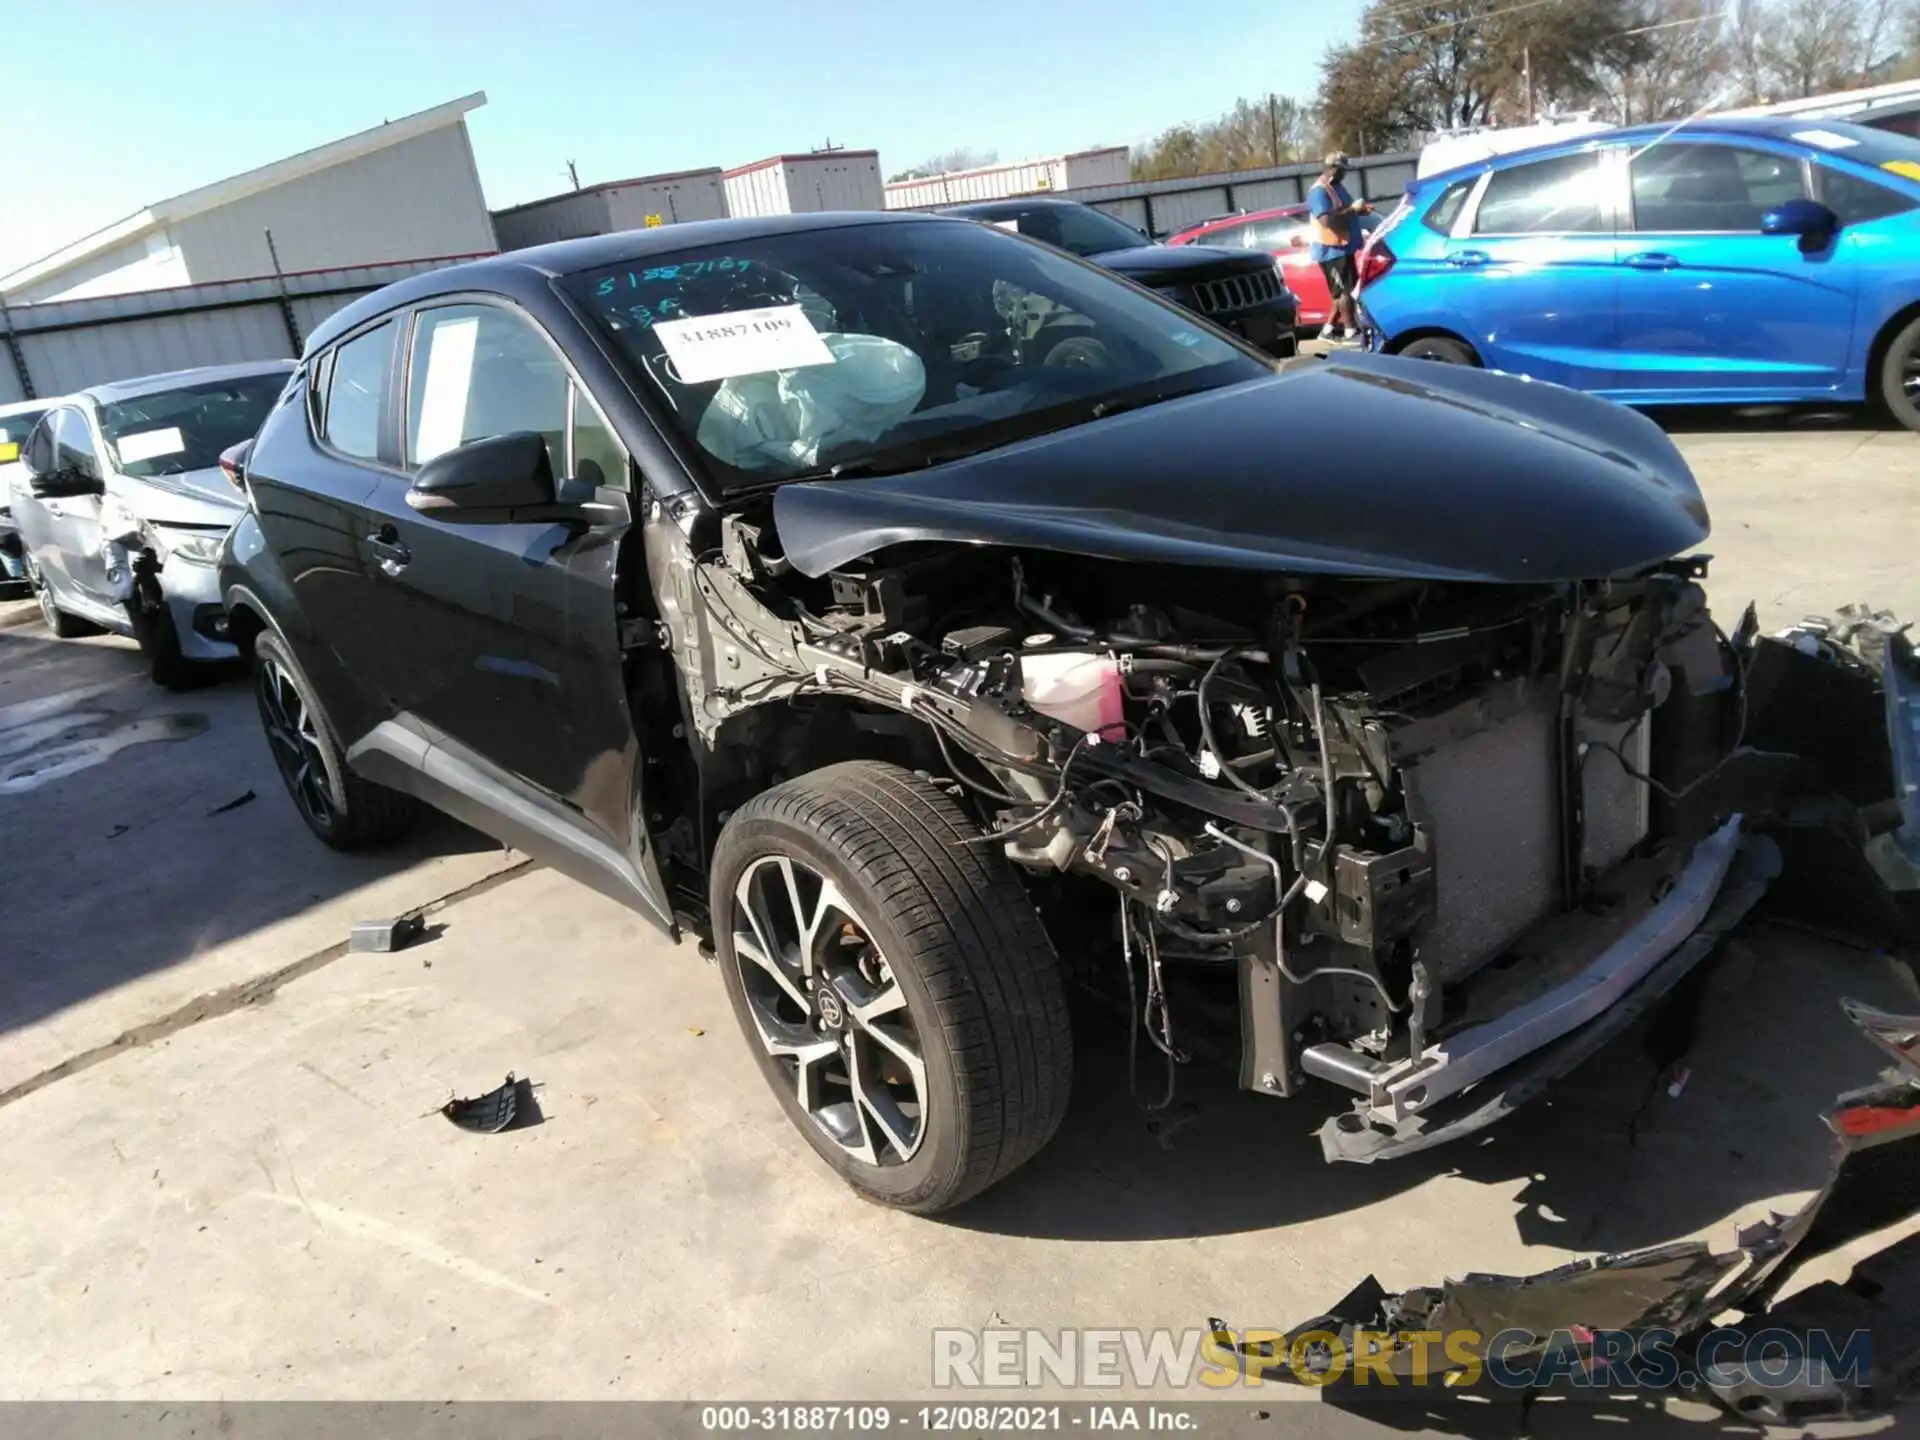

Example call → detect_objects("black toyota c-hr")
224 210 1786 1214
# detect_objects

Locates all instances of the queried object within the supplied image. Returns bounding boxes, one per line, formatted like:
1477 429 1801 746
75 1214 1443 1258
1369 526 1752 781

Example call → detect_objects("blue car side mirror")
1761 198 1840 242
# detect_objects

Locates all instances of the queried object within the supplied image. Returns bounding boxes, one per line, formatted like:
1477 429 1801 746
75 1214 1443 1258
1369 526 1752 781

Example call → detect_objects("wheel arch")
1865 298 1920 404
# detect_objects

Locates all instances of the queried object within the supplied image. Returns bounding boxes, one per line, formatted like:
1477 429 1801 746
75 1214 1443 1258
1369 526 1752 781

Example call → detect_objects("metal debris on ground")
1208 996 1920 1423
206 789 256 816
349 913 426 953
441 1074 535 1134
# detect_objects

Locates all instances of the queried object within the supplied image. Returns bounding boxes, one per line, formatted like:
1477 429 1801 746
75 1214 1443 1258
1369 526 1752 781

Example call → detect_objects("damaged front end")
1209 998 1920 1424
637 353 1918 1169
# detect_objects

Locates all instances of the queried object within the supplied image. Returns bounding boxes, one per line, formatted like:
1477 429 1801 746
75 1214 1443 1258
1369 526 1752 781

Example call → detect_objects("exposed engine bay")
639 496 1903 1162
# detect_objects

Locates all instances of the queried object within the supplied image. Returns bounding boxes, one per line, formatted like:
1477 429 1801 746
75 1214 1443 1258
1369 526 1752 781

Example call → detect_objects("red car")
1167 205 1330 328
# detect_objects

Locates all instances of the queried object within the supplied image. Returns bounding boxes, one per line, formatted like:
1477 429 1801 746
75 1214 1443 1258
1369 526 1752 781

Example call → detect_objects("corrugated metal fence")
892 150 1423 237
0 253 489 403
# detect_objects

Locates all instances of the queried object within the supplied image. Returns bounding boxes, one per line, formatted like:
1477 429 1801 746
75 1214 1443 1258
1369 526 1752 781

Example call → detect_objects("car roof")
0 396 56 418
305 210 958 355
1417 114 1889 186
79 359 296 407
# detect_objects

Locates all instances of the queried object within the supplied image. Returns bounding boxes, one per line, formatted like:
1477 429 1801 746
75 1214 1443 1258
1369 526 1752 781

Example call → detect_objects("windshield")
98 372 289 478
564 218 1267 490
1780 118 1920 180
0 408 48 461
972 204 1153 257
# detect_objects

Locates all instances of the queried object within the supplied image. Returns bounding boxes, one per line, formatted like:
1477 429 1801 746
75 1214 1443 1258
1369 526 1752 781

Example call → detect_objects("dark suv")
938 197 1298 355
223 211 1817 1214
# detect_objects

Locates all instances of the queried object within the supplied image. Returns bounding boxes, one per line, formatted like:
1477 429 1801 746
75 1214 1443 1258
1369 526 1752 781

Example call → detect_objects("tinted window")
322 321 394 461
1191 220 1252 248
1247 216 1307 251
53 409 100 479
1816 164 1917 224
406 304 568 472
21 415 55 477
1631 143 1805 231
1423 180 1473 235
1475 151 1607 233
984 204 1150 257
99 373 288 477
564 218 1264 490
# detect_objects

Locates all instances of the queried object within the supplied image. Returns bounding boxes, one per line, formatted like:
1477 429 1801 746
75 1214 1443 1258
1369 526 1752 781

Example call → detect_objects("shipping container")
883 147 1130 209
723 152 884 216
492 167 729 250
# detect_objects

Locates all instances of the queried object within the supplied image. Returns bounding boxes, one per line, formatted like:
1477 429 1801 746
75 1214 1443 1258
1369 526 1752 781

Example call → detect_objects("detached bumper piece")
1211 1000 1920 1423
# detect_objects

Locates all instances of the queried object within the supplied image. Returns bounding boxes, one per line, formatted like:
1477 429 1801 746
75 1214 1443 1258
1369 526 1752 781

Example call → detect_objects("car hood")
771 352 1711 583
118 466 246 527
1088 243 1270 282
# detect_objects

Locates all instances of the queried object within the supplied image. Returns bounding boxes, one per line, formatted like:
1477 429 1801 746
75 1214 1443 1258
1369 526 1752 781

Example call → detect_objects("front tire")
253 628 419 850
129 601 210 691
711 761 1073 1213
1878 313 1920 432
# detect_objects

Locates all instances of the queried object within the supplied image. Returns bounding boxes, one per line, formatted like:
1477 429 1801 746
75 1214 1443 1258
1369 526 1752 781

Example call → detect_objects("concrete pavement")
1 418 1916 1409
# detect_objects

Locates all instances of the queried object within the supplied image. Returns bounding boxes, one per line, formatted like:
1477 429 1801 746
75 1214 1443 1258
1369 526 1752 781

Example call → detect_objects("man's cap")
1323 151 1350 168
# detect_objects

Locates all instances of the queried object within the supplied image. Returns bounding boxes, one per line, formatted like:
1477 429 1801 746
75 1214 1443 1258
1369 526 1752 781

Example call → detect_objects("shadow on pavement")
954 924 1918 1264
1650 402 1902 436
0 624 496 1052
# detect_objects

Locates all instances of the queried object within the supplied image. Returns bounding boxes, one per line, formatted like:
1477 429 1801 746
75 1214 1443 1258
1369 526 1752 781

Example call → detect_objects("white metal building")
492 167 730 250
883 147 1131 210
1 94 497 305
723 152 884 217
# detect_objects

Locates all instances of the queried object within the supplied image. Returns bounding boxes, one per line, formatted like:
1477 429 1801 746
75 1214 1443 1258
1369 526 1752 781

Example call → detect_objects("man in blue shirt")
1308 151 1373 343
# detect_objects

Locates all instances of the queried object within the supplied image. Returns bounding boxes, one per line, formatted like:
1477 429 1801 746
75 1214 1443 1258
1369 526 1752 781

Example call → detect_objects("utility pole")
1268 93 1280 166
812 137 845 153
566 160 581 190
1523 46 1535 123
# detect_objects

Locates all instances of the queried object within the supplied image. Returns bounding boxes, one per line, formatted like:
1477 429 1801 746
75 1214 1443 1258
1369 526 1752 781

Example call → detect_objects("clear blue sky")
0 0 1359 275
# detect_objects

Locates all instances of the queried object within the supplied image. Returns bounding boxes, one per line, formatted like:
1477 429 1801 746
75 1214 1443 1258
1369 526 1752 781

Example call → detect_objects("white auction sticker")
1792 128 1859 150
653 304 835 384
115 427 185 464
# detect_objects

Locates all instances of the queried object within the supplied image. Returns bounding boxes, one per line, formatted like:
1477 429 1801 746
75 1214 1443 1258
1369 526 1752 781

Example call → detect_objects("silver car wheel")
731 854 928 1166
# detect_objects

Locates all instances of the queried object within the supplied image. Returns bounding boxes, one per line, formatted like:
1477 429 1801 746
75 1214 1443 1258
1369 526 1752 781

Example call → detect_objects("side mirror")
1761 198 1839 247
406 431 568 524
28 465 104 500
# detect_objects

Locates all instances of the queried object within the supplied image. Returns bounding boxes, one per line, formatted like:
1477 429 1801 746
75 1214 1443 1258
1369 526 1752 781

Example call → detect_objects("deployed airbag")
696 332 926 472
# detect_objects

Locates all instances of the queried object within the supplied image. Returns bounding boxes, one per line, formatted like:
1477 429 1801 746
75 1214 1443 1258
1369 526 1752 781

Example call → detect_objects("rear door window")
1473 151 1608 234
1629 143 1808 231
321 321 396 462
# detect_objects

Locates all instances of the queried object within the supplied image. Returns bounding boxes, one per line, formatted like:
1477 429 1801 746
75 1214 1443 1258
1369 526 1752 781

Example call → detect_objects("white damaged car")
8 361 292 686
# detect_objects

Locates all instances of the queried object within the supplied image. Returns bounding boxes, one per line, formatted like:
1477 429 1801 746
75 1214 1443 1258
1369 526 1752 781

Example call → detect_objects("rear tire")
1397 335 1478 365
253 628 420 850
710 760 1073 1213
1878 313 1920 433
24 555 101 639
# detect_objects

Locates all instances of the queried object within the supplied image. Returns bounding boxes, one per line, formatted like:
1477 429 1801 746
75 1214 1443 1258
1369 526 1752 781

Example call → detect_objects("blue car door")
1439 147 1619 388
1611 137 1857 399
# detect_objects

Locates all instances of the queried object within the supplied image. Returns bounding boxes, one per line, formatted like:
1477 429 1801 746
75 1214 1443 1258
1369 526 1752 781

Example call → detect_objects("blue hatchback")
1357 117 1920 429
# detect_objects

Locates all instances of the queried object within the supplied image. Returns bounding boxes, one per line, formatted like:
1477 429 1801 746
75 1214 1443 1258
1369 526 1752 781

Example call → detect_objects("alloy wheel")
1904 333 1919 403
258 659 334 829
34 572 58 630
731 854 928 1166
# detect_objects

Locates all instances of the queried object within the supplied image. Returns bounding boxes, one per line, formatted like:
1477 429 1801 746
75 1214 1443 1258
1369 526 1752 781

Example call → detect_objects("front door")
359 299 642 859
1445 147 1619 389
37 407 113 611
1611 139 1856 398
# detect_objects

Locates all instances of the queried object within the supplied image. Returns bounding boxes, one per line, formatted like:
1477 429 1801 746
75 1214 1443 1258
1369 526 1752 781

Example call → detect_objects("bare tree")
886 148 999 184
1131 95 1320 181
1599 0 1734 123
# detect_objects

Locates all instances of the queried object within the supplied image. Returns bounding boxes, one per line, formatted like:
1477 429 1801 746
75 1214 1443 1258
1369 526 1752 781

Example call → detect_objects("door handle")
367 526 411 574
1624 251 1680 270
1446 249 1490 268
